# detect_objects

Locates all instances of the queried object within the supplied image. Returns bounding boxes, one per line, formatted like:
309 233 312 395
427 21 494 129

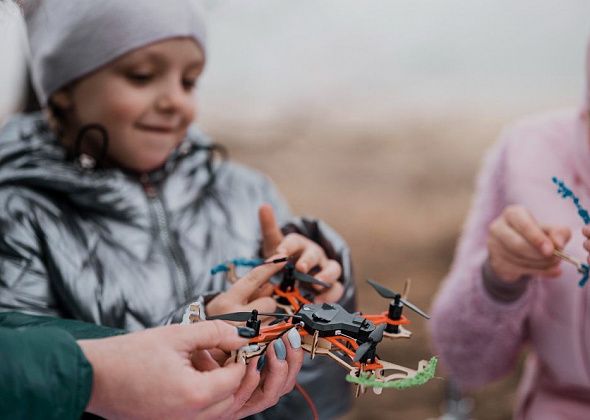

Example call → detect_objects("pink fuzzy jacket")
430 107 590 419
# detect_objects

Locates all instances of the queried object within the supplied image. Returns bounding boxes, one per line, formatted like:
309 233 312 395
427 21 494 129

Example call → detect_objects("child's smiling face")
53 38 205 173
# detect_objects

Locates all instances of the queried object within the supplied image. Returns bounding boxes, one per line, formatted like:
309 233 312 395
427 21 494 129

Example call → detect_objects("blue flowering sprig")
552 177 590 286
210 257 288 276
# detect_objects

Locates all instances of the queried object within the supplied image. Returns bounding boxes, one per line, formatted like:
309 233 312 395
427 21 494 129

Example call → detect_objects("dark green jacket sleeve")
0 311 125 339
0 312 125 419
0 326 91 420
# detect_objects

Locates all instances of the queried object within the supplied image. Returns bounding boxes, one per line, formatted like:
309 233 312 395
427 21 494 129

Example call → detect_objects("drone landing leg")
324 350 354 370
310 330 319 359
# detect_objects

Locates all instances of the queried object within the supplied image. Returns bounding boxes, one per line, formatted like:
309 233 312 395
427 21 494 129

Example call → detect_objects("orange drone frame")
196 258 437 398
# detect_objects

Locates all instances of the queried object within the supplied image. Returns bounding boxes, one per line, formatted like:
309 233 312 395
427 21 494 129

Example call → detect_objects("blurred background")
2 1 590 418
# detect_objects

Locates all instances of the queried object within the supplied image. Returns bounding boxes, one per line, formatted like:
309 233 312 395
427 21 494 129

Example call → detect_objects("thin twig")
553 249 586 273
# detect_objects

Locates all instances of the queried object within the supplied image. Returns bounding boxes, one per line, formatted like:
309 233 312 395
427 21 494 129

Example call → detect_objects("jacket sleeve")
0 197 59 318
0 324 93 420
430 132 535 390
0 311 125 339
252 177 356 420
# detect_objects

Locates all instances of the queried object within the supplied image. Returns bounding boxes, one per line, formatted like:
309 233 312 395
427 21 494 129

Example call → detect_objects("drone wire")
295 382 319 420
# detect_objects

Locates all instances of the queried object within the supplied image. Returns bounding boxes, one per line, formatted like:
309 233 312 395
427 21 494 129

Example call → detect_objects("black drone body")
297 302 376 341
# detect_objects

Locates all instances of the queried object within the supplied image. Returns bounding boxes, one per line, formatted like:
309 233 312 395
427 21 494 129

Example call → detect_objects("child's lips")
135 124 178 133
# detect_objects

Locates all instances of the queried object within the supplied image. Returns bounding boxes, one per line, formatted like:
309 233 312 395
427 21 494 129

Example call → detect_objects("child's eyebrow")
123 53 203 70
186 61 205 71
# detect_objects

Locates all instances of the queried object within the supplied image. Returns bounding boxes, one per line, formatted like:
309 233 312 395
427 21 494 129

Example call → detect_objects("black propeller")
367 279 430 319
353 323 386 362
207 311 301 322
293 270 331 288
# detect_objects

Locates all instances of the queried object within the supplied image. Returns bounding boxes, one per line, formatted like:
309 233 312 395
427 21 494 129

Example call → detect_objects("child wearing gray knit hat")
1 1 355 419
25 0 207 105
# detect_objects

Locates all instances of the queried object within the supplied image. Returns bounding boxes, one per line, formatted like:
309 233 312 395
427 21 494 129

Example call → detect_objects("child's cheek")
103 89 150 123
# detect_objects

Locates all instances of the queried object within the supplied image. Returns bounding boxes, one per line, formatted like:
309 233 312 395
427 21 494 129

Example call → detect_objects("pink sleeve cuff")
481 258 530 303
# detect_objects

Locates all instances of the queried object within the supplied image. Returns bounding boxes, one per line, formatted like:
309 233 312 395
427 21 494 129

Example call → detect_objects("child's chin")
127 155 169 174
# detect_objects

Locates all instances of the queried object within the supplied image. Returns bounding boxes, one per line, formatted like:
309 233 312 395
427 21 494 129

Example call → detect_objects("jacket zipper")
141 176 190 302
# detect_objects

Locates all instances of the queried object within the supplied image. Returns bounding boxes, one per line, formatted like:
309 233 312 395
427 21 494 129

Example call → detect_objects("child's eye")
127 73 153 84
182 79 197 90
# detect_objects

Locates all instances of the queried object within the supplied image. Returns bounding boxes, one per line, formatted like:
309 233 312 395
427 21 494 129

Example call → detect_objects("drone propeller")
353 323 386 362
293 270 331 288
367 279 430 320
207 311 301 322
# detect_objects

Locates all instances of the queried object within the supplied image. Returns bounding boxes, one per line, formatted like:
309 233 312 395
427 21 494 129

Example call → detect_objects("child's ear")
50 89 74 110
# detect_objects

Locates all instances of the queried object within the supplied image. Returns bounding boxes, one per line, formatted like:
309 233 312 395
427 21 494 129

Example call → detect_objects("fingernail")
256 355 266 371
237 327 257 338
287 327 301 349
274 339 287 360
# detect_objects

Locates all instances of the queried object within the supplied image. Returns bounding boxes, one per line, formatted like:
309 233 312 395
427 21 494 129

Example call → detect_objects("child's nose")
155 84 192 114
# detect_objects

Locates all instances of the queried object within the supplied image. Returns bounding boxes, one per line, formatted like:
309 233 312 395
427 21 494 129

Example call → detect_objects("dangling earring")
74 124 109 170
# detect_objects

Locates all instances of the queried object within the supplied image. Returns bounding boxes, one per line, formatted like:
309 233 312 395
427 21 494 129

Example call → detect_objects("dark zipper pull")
140 174 158 198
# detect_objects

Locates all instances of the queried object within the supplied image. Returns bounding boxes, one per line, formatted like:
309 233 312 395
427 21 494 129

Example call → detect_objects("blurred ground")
209 113 524 420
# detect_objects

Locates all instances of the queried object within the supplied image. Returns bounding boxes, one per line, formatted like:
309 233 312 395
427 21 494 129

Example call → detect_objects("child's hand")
581 226 590 263
487 205 571 282
258 204 344 303
207 257 286 318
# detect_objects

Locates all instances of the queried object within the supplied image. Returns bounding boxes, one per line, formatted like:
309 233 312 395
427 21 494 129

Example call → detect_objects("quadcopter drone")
197 258 437 397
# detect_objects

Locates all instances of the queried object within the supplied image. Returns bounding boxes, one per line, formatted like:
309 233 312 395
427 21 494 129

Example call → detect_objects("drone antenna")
402 278 411 301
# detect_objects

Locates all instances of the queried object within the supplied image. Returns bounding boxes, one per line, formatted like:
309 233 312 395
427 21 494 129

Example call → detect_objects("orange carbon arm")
272 285 311 310
326 336 382 371
249 322 295 344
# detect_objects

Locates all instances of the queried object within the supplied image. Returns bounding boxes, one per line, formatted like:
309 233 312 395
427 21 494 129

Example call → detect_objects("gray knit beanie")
23 0 207 105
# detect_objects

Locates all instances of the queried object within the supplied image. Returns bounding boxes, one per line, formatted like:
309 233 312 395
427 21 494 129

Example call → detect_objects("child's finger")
504 207 553 256
275 233 308 257
314 282 344 303
311 259 342 285
543 225 572 249
295 243 325 273
259 204 284 257
491 218 543 260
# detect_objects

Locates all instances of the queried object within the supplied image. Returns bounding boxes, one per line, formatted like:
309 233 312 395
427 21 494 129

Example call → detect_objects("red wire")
295 382 319 420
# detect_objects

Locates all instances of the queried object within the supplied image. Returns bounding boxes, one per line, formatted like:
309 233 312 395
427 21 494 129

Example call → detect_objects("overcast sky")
2 1 590 124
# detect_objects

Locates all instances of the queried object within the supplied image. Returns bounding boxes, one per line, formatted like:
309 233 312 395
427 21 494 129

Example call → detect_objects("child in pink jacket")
431 39 590 419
